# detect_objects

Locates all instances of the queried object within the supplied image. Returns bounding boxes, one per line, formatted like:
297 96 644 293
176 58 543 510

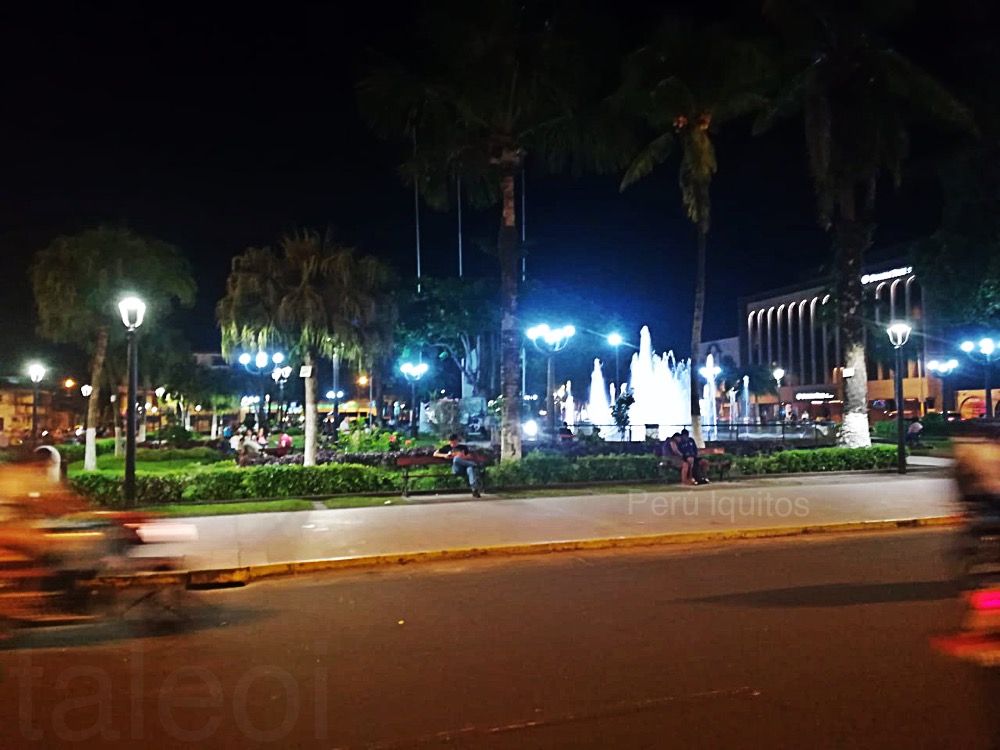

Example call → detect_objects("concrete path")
138 471 961 572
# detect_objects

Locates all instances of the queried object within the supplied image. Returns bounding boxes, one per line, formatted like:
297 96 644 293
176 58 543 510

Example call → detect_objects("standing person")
434 433 483 498
679 428 709 485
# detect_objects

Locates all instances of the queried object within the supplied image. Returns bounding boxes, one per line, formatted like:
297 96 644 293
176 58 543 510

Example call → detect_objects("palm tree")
755 0 976 447
358 1 628 460
216 230 395 465
617 19 770 447
30 226 196 469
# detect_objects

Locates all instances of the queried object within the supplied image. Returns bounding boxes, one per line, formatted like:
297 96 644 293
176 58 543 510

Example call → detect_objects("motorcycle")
933 438 1000 666
0 499 196 636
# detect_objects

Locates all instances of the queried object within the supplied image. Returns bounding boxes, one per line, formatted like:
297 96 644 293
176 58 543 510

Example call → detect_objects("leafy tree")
912 149 1000 329
755 0 976 446
611 388 636 440
617 18 770 447
216 230 396 465
396 277 500 398
358 0 630 460
30 226 196 469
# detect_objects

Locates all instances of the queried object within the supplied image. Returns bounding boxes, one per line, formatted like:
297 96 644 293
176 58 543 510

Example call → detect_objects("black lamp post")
118 296 146 506
527 324 575 440
400 362 429 438
960 338 998 419
887 321 913 475
80 383 93 435
927 359 959 415
238 350 285 432
27 363 46 443
271 365 292 426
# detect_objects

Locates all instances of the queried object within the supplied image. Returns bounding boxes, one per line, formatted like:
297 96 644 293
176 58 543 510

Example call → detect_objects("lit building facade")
738 263 941 422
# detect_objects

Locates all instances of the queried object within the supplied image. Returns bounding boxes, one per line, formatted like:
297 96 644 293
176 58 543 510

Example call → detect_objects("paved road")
2 528 997 749
147 472 958 570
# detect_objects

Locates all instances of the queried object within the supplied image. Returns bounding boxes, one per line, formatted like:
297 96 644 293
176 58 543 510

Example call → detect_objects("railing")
563 421 839 445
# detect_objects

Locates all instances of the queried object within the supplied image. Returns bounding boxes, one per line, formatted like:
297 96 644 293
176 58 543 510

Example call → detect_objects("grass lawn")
68 455 234 476
139 499 314 516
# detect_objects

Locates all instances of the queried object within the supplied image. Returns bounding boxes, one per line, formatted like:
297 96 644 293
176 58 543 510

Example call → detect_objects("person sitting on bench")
434 434 483 498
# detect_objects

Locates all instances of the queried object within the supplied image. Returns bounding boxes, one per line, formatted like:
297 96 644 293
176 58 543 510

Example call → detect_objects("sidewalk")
132 469 961 578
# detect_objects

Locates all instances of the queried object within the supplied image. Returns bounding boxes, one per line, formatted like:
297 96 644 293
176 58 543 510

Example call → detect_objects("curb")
95 515 963 589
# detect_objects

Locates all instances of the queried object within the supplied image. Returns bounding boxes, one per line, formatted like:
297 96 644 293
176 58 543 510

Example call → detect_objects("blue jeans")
452 457 480 491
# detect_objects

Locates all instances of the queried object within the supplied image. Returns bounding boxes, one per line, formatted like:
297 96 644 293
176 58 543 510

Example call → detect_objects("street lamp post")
238 351 285 432
607 333 623 386
772 367 785 422
527 324 575 439
80 383 93 435
887 321 913 475
357 375 372 427
960 338 998 419
400 362 429 438
927 359 959 415
271 365 292 426
27 363 46 443
118 296 147 506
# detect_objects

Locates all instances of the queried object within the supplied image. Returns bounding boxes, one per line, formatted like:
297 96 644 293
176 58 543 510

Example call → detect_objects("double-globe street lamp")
527 324 575 439
960 337 999 419
400 362 429 438
271 365 293 426
27 363 46 443
887 321 913 475
238 351 285 431
119 296 147 506
927 359 960 416
772 367 785 422
80 383 93 435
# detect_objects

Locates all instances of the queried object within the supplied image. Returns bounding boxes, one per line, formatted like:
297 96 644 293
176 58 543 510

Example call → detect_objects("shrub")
484 453 660 488
733 446 897 476
135 447 226 463
69 472 186 507
180 468 250 502
56 438 117 465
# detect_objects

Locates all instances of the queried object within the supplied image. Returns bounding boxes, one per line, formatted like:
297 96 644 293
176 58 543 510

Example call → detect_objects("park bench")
658 446 733 483
396 455 456 497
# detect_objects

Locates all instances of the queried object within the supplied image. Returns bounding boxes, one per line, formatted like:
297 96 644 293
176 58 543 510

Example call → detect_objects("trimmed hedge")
68 445 901 506
56 439 117 464
732 445 897 475
69 463 400 507
487 452 661 488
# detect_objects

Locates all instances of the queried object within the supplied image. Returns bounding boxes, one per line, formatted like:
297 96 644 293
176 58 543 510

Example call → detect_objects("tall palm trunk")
498 155 522 460
834 184 873 447
304 351 318 466
84 326 108 471
689 225 706 447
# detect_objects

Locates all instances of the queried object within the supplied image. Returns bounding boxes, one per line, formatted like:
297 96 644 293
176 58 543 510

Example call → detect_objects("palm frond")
620 132 675 191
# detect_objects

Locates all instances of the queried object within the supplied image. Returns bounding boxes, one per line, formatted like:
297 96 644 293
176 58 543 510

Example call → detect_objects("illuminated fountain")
586 326 692 441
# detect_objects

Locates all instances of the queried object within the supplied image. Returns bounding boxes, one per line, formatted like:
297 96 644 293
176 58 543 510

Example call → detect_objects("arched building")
738 262 940 422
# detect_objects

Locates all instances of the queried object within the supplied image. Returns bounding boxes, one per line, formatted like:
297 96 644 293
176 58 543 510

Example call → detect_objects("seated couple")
664 429 710 486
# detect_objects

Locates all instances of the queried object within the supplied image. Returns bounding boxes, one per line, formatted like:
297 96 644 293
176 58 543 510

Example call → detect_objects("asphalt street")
1 528 995 749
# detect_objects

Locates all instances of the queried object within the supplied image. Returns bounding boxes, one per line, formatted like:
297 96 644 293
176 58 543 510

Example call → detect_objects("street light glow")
608 333 623 347
886 321 912 349
357 375 369 386
772 367 785 381
117 295 146 330
981 338 996 356
64 378 76 389
238 353 252 366
272 352 285 364
961 341 975 353
27 363 46 383
400 362 429 378
81 384 93 397
254 351 269 369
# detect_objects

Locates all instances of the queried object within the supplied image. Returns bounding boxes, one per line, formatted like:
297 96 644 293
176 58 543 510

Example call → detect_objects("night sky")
0 1 990 378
